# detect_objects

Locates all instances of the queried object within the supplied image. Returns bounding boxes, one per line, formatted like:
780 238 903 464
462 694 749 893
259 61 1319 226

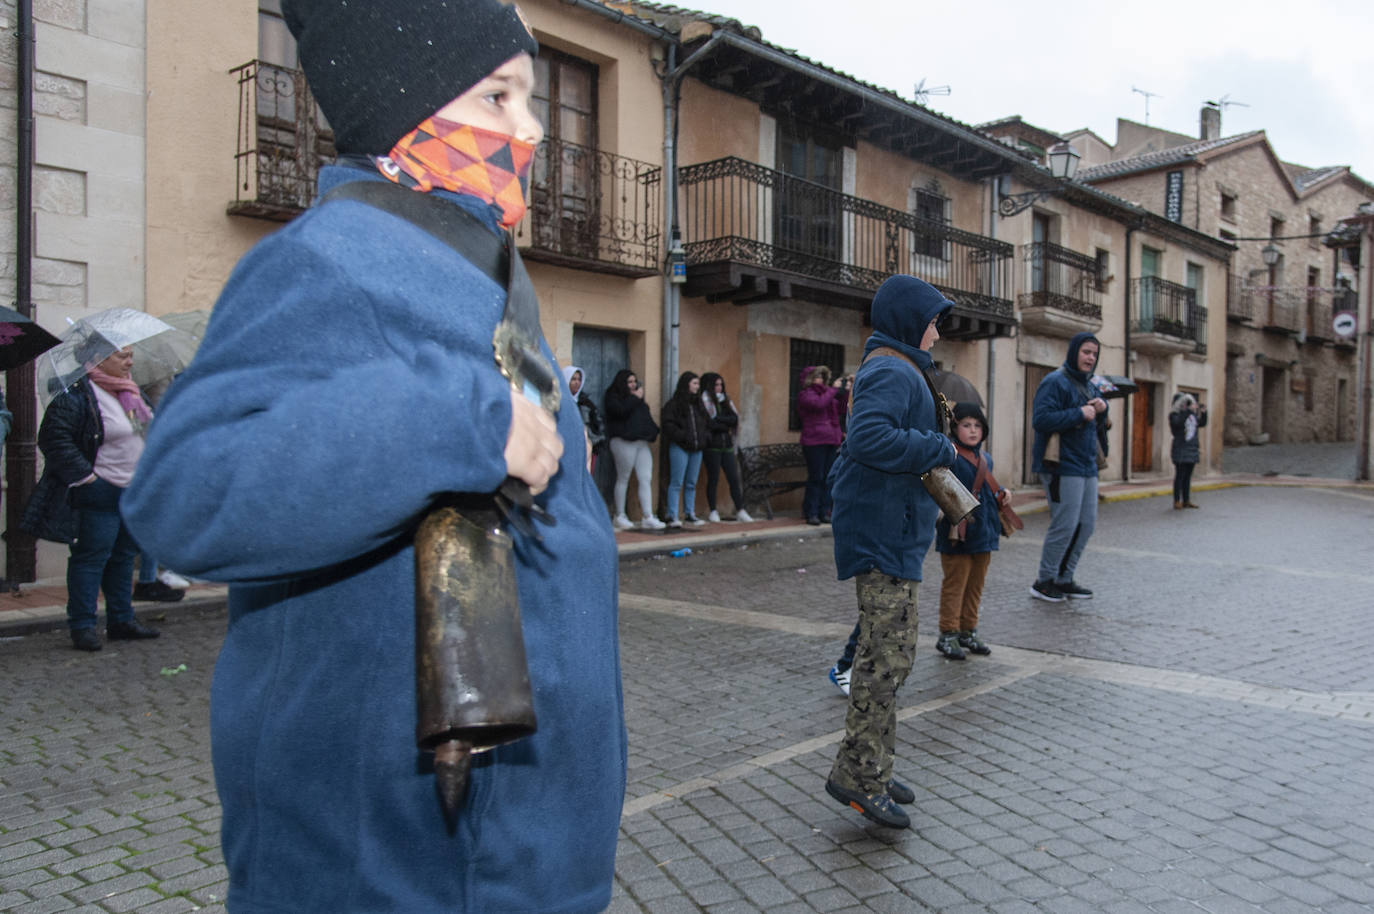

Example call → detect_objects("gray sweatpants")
1037 472 1097 585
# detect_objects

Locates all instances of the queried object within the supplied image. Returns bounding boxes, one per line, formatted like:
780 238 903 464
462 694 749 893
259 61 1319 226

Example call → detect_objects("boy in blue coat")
933 401 1007 659
824 275 956 830
121 3 625 911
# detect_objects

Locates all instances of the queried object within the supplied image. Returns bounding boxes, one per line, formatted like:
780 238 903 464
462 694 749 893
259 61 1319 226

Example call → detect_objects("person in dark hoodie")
824 274 957 830
1029 332 1109 603
660 370 710 527
119 3 626 911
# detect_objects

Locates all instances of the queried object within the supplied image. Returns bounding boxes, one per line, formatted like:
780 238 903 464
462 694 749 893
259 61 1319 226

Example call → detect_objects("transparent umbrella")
36 308 198 405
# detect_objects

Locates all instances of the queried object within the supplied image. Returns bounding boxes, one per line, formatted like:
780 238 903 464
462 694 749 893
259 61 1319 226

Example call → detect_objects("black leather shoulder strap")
320 179 510 287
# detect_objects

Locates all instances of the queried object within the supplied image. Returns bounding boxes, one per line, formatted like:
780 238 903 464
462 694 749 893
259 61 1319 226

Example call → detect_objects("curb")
0 589 230 639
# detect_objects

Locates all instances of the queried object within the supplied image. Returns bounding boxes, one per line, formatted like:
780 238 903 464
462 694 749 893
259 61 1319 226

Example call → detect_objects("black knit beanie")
951 401 988 442
283 0 540 155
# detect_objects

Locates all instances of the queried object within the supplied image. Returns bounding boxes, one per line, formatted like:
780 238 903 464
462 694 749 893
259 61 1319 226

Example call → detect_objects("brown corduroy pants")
937 552 991 633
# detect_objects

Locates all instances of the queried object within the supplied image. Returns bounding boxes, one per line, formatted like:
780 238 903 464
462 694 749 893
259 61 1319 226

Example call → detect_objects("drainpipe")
6 0 37 585
659 32 726 397
984 177 997 441
1122 223 1135 483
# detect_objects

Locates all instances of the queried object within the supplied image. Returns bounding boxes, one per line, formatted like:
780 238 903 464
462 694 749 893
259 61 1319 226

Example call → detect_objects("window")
1309 215 1322 249
1094 248 1111 292
1185 262 1204 339
1218 228 1236 242
1269 216 1284 240
912 188 950 261
788 338 845 431
1219 192 1237 222
530 49 599 255
776 123 844 262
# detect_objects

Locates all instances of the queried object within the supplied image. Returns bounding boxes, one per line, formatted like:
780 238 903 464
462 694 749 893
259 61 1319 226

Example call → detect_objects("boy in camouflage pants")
825 275 956 829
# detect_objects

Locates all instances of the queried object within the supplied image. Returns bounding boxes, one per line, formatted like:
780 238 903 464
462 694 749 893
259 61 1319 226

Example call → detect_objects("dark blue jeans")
66 478 139 632
802 444 837 520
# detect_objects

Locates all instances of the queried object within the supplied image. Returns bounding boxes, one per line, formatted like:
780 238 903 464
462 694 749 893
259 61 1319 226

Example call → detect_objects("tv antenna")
1206 94 1249 114
913 78 951 105
1131 85 1162 124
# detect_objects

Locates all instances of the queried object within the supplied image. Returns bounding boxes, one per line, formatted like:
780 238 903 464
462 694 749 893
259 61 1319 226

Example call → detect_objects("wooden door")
1131 382 1154 473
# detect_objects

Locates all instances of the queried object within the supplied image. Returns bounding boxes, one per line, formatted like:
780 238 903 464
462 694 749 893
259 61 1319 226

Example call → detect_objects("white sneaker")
158 569 191 589
641 515 666 530
735 509 754 523
612 514 635 530
707 510 722 523
828 665 851 696
684 514 707 527
666 517 683 529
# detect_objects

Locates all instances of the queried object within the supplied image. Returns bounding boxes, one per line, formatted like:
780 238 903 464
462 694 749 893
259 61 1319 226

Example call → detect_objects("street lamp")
1260 242 1281 266
998 141 1081 217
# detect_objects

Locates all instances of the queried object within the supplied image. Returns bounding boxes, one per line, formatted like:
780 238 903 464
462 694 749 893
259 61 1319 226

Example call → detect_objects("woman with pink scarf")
27 344 164 650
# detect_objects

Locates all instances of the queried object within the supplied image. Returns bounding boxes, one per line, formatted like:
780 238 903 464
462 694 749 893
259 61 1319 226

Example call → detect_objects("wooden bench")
737 443 808 519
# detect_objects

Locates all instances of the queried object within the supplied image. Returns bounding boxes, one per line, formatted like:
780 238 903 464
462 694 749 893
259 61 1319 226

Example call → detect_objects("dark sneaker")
887 778 916 805
1057 581 1093 599
71 628 102 652
935 631 966 660
133 580 185 603
806 516 821 526
958 630 991 655
825 779 910 829
1030 579 1066 602
1183 502 1201 509
107 620 161 640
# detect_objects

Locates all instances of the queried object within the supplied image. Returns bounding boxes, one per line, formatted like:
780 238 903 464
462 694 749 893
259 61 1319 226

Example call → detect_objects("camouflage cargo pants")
829 571 918 795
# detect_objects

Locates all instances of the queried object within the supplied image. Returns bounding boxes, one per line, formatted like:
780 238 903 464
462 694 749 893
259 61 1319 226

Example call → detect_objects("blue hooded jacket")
935 402 1003 555
121 165 625 914
1031 331 1109 477
829 275 957 581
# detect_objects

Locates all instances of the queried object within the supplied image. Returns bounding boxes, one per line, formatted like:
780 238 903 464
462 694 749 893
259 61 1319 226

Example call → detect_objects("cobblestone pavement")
3 485 1373 912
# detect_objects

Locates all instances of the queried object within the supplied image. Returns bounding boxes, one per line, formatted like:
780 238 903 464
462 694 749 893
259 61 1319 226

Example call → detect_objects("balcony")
1017 242 1103 338
1131 277 1206 355
677 157 1015 340
515 137 660 278
1226 273 1253 323
228 60 335 221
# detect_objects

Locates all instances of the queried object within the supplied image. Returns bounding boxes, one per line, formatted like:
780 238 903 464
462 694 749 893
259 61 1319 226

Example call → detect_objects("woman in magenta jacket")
797 364 850 524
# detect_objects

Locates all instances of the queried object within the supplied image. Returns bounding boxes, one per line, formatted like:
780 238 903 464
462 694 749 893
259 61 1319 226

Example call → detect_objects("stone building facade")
1075 115 1372 446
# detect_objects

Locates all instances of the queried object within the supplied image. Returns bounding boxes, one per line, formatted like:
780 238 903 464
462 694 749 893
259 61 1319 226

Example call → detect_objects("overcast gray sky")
709 0 1374 185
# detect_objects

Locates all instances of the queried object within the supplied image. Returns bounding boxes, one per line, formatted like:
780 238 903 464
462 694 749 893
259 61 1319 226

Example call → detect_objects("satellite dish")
913 78 951 105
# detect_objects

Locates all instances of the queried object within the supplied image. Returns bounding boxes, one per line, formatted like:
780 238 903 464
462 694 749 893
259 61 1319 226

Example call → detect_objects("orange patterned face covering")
376 116 535 228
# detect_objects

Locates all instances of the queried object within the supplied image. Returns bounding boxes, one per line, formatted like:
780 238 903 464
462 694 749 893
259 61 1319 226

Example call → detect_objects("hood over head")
864 275 955 362
282 0 538 155
1064 332 1101 379
561 365 583 398
951 401 989 444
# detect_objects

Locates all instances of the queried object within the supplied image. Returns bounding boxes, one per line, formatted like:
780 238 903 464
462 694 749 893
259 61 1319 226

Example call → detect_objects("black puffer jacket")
603 369 658 442
660 372 709 452
21 378 104 544
698 372 739 450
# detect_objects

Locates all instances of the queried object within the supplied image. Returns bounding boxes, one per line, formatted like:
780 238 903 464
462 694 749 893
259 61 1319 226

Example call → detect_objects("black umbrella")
929 367 983 408
0 305 61 372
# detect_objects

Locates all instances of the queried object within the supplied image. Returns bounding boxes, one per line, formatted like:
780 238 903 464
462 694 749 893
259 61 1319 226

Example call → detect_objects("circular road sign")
1332 310 1357 339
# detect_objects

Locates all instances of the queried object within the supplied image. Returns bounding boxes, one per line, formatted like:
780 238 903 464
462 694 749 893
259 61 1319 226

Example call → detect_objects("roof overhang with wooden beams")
678 31 1031 184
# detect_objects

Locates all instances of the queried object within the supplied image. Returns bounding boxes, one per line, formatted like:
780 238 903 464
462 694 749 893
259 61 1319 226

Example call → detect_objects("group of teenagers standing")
562 365 755 531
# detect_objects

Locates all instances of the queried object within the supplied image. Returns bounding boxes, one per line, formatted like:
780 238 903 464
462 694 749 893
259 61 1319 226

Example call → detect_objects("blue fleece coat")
934 447 1003 555
829 276 957 581
121 166 625 914
1030 332 1109 477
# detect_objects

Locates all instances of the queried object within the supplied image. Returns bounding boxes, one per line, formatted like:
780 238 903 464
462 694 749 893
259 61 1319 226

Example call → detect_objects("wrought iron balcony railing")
1132 276 1206 351
1018 242 1102 320
229 60 335 221
677 157 1013 326
517 137 660 277
1229 285 1354 337
1226 273 1253 323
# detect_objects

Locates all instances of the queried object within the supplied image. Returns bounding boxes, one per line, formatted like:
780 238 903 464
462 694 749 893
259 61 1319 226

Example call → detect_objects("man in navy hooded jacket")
1029 332 1109 602
825 275 957 830
120 2 625 912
